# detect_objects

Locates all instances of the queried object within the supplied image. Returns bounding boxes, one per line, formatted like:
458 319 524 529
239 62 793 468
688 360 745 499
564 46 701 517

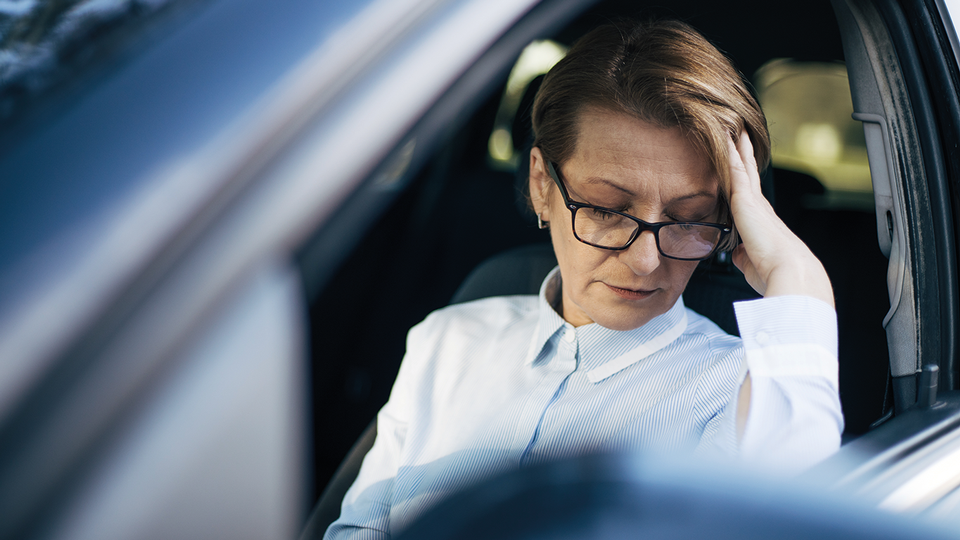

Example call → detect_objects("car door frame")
818 0 960 512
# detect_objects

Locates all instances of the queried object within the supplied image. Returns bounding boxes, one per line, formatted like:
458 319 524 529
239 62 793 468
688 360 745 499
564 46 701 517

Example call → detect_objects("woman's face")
530 108 721 331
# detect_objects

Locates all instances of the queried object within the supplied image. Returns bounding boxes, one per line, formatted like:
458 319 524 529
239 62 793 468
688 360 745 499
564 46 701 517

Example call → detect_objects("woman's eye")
667 212 707 223
590 208 617 220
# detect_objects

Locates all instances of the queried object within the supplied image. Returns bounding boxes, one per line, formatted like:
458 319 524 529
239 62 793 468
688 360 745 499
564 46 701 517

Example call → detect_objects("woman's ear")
528 147 552 219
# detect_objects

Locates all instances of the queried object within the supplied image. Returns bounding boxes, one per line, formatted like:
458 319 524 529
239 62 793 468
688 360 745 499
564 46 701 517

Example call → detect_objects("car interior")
296 0 894 533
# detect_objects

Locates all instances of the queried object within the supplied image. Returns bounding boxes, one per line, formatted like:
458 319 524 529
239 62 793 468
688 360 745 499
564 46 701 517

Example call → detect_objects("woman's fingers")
727 131 834 307
727 133 786 274
729 129 763 197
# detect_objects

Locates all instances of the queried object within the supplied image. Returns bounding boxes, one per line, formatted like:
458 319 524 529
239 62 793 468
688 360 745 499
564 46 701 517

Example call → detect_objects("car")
1 0 960 538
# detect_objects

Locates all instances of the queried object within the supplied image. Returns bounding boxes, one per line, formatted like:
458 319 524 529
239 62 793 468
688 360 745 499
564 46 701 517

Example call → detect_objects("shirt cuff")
733 295 838 380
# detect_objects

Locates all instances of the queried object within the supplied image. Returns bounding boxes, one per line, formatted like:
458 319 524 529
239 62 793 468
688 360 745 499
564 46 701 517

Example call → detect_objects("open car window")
301 0 888 508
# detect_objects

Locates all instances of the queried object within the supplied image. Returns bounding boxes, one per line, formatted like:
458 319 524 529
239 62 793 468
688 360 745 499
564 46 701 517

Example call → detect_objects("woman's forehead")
567 109 718 199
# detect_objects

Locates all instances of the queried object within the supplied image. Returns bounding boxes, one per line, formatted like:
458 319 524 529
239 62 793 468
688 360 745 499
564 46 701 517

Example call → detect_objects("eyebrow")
582 177 717 204
583 177 637 197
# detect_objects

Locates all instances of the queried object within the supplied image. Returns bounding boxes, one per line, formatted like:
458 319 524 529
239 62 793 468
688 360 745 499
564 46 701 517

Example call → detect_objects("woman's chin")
587 308 662 332
582 291 678 331
563 283 681 330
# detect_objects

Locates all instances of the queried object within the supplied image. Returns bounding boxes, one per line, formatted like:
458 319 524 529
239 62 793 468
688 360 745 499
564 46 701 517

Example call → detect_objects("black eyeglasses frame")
545 161 731 261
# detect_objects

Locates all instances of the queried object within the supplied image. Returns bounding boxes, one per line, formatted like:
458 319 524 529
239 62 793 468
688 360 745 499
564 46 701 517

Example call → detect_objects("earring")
537 213 549 230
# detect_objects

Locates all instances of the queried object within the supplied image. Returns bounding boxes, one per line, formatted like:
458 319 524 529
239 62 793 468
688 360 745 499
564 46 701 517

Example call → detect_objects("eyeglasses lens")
658 223 721 259
574 209 721 259
574 208 637 247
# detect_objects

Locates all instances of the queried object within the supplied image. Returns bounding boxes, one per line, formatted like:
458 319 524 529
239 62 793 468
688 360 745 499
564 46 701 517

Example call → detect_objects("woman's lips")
605 283 656 300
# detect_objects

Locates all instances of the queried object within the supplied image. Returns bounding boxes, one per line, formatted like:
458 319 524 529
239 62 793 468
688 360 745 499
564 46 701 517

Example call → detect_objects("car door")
815 0 960 522
0 0 551 538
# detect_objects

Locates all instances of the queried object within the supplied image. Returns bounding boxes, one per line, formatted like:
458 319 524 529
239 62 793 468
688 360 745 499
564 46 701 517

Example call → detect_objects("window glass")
755 59 873 210
944 0 960 28
0 0 190 124
487 39 567 170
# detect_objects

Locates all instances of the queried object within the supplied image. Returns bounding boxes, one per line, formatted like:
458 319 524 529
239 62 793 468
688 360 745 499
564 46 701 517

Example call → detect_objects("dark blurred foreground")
397 451 958 540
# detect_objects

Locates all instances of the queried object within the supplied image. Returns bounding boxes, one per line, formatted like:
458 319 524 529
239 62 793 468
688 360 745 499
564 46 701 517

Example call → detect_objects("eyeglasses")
546 161 730 261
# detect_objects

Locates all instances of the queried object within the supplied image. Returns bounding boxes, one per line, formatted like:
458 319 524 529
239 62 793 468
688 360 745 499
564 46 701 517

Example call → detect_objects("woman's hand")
727 130 834 307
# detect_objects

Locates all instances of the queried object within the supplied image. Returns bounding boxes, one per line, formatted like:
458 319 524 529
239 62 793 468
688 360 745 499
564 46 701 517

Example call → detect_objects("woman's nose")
623 230 661 275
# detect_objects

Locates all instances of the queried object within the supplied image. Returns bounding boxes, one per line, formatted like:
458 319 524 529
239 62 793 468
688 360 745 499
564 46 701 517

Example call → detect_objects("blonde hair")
532 19 769 249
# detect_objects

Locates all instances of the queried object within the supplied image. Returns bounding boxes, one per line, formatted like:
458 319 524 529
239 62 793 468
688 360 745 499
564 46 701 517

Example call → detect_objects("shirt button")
756 331 769 345
563 328 575 343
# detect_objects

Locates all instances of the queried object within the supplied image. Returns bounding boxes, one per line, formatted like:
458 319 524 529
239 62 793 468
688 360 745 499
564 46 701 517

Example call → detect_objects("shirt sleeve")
718 295 843 473
324 318 432 540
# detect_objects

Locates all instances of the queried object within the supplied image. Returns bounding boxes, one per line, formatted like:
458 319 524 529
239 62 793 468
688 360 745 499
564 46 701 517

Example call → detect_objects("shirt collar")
524 267 688 382
524 267 568 366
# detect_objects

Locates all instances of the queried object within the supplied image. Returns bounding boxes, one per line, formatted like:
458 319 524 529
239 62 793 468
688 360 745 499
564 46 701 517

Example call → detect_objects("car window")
0 0 366 406
0 0 200 127
755 59 873 210
487 39 567 171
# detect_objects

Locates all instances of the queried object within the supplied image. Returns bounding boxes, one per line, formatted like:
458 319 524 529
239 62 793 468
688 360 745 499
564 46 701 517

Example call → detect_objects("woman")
326 19 842 540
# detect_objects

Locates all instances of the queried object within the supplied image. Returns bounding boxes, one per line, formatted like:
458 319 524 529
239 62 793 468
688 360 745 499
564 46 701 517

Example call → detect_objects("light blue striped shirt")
327 268 842 539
